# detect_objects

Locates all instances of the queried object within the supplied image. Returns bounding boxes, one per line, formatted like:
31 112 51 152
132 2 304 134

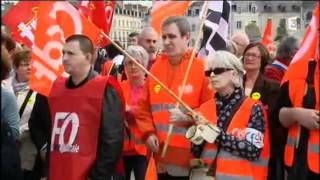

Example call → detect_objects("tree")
245 21 261 42
274 19 288 41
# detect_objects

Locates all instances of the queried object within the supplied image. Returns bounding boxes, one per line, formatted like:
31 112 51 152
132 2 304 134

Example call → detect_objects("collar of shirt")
66 67 98 89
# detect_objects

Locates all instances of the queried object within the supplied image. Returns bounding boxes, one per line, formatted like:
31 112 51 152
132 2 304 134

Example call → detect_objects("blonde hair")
125 45 149 68
205 50 245 87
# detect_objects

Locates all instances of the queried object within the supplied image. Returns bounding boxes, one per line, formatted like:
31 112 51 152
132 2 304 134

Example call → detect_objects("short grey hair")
205 50 245 87
125 45 149 68
138 27 158 41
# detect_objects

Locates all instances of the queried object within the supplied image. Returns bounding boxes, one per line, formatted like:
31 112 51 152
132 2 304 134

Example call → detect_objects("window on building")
264 5 272 12
306 11 312 21
236 21 242 29
278 5 286 12
232 4 237 11
191 24 196 32
195 9 200 16
296 18 301 29
251 5 256 13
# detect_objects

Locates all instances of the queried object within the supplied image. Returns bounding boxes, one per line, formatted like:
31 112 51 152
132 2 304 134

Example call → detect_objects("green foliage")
245 21 261 42
274 19 288 41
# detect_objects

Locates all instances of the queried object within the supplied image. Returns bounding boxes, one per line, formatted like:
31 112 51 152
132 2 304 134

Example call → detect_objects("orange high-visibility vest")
199 97 270 180
195 99 218 166
285 73 319 173
148 52 212 167
121 80 147 156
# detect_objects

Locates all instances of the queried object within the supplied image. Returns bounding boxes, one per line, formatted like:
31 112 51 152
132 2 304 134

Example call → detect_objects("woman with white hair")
169 51 270 179
121 45 149 180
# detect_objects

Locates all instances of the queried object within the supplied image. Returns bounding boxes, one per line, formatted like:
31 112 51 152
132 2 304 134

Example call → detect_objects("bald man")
231 31 250 58
138 27 159 70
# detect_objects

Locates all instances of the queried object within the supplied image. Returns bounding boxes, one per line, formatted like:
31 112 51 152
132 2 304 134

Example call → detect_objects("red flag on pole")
281 3 319 84
261 18 274 54
30 1 102 96
78 1 115 47
151 1 190 34
2 1 40 47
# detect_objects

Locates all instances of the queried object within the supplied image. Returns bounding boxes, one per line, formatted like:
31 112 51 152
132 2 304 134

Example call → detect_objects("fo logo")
51 112 80 153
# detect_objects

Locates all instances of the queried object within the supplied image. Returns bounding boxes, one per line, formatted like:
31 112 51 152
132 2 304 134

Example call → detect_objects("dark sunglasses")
204 68 233 77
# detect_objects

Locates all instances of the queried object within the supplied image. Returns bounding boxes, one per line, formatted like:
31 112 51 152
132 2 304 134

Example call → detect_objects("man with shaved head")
138 27 159 70
231 31 250 58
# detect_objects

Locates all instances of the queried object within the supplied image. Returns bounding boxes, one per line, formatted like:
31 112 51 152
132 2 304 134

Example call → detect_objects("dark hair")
162 16 190 36
242 42 270 73
105 40 123 59
1 45 11 81
12 48 31 68
276 36 299 61
128 32 139 38
65 34 94 54
1 33 16 52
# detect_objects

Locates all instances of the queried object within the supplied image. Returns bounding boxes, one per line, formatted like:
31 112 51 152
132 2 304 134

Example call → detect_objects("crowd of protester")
1 13 318 180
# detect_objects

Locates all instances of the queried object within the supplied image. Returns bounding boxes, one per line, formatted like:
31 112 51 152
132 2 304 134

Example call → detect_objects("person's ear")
184 32 191 41
85 53 93 64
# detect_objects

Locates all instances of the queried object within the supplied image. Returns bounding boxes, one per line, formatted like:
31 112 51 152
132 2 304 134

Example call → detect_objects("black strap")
207 96 246 176
288 60 316 180
19 89 34 117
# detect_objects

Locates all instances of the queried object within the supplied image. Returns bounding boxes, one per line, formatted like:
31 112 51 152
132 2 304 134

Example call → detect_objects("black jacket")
29 68 124 180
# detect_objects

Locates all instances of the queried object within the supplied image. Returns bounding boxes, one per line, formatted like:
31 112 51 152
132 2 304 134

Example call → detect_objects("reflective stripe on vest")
216 173 253 180
120 80 147 156
287 78 319 173
124 133 144 145
217 151 269 167
151 103 190 148
309 143 320 153
215 97 270 180
151 103 188 113
155 124 187 135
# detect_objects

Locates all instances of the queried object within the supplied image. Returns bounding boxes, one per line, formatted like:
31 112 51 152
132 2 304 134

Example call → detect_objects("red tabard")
48 76 107 180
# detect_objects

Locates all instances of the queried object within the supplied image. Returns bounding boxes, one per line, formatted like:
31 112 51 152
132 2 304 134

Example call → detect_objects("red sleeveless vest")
48 76 107 180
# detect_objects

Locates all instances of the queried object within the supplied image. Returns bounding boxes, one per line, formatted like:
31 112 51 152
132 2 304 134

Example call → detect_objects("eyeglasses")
204 67 233 77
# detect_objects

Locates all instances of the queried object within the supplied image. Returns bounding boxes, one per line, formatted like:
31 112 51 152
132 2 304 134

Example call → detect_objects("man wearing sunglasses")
134 16 213 180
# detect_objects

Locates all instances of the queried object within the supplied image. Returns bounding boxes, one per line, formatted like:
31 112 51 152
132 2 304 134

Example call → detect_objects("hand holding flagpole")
161 1 209 157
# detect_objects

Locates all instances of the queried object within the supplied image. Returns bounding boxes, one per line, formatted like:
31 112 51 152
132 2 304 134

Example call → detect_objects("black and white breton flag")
198 0 231 58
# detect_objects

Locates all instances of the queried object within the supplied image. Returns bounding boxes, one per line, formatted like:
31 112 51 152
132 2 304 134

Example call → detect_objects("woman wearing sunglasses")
169 50 270 179
242 43 283 180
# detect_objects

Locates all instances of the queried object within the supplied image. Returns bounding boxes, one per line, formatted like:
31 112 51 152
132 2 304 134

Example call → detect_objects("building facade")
109 3 148 48
229 1 316 42
183 1 316 45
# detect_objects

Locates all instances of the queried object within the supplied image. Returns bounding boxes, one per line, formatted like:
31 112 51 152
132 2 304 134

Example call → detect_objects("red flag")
282 3 319 84
30 1 102 96
261 18 274 54
2 1 40 47
151 1 190 34
78 1 115 47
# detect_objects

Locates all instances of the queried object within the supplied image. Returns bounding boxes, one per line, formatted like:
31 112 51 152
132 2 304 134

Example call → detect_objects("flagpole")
100 31 196 115
161 1 209 158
